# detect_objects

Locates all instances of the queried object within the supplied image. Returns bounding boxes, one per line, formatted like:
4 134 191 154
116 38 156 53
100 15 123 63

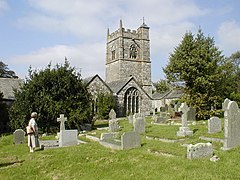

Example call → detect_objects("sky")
0 0 240 82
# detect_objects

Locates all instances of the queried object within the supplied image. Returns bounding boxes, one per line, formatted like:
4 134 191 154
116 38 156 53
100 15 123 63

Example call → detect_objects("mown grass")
0 117 239 180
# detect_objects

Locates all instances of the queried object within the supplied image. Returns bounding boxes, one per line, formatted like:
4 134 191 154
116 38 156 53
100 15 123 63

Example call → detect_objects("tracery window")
124 87 140 115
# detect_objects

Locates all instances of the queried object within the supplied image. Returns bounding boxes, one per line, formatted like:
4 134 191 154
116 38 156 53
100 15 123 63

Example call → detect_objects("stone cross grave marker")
13 129 25 144
177 102 193 137
179 102 189 127
57 114 67 130
109 109 116 120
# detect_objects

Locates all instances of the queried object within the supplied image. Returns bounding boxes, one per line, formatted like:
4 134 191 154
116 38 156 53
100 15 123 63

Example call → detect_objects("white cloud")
19 0 206 39
12 0 210 80
10 43 105 79
218 21 240 56
0 0 9 14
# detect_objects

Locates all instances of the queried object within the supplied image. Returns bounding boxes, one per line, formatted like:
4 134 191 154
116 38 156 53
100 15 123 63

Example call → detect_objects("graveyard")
1 101 240 179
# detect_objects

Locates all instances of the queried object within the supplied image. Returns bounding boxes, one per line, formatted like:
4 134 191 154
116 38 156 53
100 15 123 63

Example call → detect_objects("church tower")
106 20 152 96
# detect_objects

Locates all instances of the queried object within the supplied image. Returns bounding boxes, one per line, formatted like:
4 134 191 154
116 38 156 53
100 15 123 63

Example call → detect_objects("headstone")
109 109 116 120
59 130 78 147
187 107 196 121
152 109 155 116
133 116 146 134
187 142 213 159
177 102 193 137
208 117 222 134
153 115 166 123
121 131 141 150
222 100 240 150
109 119 119 132
128 114 133 124
57 114 67 130
13 129 25 144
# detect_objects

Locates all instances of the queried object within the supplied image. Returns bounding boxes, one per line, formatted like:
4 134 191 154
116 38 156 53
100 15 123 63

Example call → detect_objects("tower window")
112 50 116 60
129 44 137 59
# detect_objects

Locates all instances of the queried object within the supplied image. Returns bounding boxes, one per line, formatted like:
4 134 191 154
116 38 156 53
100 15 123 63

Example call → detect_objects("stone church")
86 20 153 117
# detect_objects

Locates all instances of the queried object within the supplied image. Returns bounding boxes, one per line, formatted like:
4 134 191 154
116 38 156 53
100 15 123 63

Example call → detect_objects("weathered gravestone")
187 142 213 159
59 130 78 147
222 99 240 150
128 114 133 124
121 132 141 150
208 117 222 134
133 116 146 134
177 103 193 137
187 107 196 121
109 119 119 132
109 109 116 120
57 114 78 147
13 129 25 144
152 115 166 123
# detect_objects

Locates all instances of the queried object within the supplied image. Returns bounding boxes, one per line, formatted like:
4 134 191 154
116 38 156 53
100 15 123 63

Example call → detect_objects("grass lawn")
1 117 240 180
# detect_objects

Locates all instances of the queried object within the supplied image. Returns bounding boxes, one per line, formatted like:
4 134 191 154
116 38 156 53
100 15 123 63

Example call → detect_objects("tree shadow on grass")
0 160 24 169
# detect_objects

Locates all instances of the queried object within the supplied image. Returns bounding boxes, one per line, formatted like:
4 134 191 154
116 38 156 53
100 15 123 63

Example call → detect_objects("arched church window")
124 87 140 115
129 44 137 59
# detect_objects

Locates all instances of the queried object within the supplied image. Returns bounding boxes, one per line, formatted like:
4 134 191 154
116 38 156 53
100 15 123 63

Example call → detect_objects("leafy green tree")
153 79 171 93
228 51 240 104
0 61 18 78
9 61 92 132
164 29 230 119
95 92 115 119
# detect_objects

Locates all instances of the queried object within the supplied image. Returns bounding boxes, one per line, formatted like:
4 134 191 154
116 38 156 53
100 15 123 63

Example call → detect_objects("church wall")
88 77 112 97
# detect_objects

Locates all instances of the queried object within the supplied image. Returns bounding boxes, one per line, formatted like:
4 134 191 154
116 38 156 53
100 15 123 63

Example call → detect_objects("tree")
153 79 171 93
228 51 240 104
164 29 230 119
95 92 115 120
9 60 92 132
0 61 18 78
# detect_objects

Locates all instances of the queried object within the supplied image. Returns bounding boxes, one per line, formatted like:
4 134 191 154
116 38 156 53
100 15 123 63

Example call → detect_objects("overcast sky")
0 0 240 82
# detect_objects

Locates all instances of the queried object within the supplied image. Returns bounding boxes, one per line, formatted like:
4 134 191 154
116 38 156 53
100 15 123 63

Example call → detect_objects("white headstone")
13 129 25 144
59 130 78 147
223 100 240 150
57 114 67 130
208 117 222 134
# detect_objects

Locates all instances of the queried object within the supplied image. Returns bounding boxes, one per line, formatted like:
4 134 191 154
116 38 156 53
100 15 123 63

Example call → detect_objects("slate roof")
152 92 167 100
83 74 113 93
0 78 24 100
107 77 132 94
164 89 184 99
152 89 184 100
